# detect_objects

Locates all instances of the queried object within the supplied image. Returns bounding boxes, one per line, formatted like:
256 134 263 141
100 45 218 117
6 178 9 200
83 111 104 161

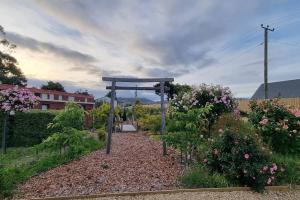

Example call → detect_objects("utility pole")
261 24 274 99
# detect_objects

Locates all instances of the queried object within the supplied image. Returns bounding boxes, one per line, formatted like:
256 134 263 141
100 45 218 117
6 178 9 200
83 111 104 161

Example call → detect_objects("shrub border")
31 186 294 200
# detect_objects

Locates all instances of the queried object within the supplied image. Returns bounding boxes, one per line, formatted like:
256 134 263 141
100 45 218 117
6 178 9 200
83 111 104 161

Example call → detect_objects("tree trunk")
2 114 9 154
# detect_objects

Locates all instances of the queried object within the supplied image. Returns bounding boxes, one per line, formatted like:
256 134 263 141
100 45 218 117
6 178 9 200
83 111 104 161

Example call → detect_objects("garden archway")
102 77 174 155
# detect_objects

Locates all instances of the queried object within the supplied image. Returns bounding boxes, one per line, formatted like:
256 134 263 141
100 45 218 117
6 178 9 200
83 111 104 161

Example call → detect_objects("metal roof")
251 79 300 99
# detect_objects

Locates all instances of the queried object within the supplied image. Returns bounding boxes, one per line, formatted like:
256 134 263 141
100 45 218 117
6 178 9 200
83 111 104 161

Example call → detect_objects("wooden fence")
238 98 300 113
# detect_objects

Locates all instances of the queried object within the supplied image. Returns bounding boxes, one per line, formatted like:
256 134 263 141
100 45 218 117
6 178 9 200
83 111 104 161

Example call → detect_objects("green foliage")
37 128 90 158
180 164 233 188
0 139 104 198
139 114 161 133
211 113 254 138
0 25 27 86
96 128 106 141
164 105 212 164
51 102 85 130
271 154 300 186
154 82 192 100
248 99 300 154
91 103 121 129
41 81 65 92
0 110 58 147
204 130 283 191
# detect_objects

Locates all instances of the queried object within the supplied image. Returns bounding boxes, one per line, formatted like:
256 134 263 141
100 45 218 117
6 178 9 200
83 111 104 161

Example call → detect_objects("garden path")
16 133 182 199
121 124 136 132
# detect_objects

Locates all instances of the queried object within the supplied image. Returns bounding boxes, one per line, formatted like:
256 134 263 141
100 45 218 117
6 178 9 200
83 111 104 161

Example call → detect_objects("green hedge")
0 110 59 147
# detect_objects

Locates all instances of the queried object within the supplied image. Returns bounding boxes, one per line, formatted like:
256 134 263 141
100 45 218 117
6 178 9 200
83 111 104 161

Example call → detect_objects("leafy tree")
0 25 27 86
75 89 90 96
154 82 192 100
105 91 112 98
49 102 85 130
41 81 65 92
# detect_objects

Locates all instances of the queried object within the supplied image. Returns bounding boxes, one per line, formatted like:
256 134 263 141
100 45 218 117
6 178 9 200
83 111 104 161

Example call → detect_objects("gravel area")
72 190 300 200
16 133 183 199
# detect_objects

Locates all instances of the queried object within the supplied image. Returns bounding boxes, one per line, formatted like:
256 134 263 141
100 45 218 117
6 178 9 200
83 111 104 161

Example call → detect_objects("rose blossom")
282 124 289 130
263 166 268 171
244 153 250 160
267 178 272 185
259 118 268 125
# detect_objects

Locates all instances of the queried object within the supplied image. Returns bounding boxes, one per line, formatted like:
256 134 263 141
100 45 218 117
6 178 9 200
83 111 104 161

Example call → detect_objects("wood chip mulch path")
16 133 183 199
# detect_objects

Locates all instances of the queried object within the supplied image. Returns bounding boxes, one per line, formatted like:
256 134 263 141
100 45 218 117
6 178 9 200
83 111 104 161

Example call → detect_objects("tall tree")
41 81 65 92
0 25 27 86
154 82 192 100
75 89 90 96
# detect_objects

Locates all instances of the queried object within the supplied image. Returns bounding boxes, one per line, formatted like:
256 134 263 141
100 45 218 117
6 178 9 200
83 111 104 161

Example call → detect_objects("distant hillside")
117 97 155 105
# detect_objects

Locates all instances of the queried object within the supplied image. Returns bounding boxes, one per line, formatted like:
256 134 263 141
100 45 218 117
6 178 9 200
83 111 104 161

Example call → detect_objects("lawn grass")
179 163 234 188
0 139 104 198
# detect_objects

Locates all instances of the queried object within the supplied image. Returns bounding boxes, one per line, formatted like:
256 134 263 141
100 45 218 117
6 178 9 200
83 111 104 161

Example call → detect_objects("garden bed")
14 133 183 199
30 186 299 200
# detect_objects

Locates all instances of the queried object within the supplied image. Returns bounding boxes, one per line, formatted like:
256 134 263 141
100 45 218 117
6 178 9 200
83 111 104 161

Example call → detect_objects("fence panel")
238 98 300 113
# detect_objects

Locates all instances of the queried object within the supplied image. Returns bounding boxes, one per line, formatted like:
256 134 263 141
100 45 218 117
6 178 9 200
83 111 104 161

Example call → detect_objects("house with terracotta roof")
0 84 95 110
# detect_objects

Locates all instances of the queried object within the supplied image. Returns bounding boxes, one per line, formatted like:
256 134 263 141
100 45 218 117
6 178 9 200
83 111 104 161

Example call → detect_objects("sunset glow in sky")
1 0 300 100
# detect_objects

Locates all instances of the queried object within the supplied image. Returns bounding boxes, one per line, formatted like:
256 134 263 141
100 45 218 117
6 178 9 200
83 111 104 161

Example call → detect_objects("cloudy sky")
1 0 300 100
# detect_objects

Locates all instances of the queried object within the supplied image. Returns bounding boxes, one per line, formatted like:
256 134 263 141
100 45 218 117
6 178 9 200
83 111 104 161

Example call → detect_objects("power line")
219 42 263 65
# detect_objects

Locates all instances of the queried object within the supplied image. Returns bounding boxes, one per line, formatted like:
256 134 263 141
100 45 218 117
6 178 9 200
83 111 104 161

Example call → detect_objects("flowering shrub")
249 99 300 154
204 130 283 191
170 84 237 135
1 86 39 153
171 84 236 113
0 86 39 113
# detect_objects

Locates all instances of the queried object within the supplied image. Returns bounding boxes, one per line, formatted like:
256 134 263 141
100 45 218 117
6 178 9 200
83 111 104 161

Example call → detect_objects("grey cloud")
7 32 96 64
33 0 263 72
6 32 119 77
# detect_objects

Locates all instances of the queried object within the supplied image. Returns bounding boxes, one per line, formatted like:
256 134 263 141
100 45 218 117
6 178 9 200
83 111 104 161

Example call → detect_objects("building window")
68 96 75 101
42 104 49 110
59 95 62 100
49 94 54 100
41 94 49 100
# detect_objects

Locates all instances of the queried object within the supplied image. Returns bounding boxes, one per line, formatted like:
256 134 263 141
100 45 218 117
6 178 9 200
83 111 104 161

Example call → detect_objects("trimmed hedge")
0 110 59 147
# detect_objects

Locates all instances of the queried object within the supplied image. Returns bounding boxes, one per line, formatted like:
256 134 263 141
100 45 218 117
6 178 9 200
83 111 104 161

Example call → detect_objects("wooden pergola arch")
102 77 174 155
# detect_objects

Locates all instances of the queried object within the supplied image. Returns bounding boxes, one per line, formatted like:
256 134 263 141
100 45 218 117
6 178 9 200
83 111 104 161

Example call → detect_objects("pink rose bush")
170 84 237 136
249 99 300 154
204 129 282 191
0 86 39 113
171 84 236 113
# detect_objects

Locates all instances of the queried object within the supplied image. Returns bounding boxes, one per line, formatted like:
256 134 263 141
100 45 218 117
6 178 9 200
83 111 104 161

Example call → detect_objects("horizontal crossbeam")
102 77 174 82
106 86 169 91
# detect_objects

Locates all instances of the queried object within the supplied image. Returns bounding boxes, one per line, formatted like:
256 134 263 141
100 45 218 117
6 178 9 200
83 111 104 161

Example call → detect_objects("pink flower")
282 124 289 130
272 163 278 171
244 153 250 160
203 159 208 163
259 118 268 125
289 109 300 117
267 178 272 185
263 166 268 172
297 121 300 126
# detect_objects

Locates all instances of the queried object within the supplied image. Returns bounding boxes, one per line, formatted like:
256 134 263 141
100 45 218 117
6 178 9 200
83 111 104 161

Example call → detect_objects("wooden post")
106 81 116 154
2 114 8 154
160 81 167 156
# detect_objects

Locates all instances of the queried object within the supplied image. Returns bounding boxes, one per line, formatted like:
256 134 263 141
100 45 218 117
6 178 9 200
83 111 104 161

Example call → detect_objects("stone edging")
30 185 295 200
